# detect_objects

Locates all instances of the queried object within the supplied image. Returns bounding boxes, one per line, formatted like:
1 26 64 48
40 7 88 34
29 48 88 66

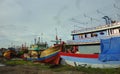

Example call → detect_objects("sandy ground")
0 65 85 74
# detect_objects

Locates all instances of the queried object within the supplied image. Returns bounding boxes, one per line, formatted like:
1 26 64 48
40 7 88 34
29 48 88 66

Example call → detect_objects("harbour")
0 0 120 74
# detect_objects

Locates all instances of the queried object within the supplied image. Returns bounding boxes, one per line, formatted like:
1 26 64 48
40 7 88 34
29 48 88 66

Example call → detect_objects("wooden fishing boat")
3 48 16 59
27 37 48 58
27 44 63 64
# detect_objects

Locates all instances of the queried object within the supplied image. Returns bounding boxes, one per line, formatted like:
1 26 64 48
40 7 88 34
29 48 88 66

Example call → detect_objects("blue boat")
60 20 120 68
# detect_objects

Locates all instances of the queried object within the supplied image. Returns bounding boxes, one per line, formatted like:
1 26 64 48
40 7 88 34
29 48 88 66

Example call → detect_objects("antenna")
41 33 43 43
70 18 88 25
55 28 58 41
37 37 40 44
25 42 26 48
51 28 60 44
84 14 96 26
96 10 105 16
84 14 100 22
34 38 36 44
69 18 86 30
55 28 58 37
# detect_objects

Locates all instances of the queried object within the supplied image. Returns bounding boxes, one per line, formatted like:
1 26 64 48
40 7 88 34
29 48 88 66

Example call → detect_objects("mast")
41 33 43 43
37 37 40 44
51 28 61 44
34 38 37 44
55 28 59 44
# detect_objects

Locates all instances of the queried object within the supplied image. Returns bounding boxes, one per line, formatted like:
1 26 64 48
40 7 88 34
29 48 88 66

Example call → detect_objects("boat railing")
67 35 120 45
71 22 120 34
67 38 100 45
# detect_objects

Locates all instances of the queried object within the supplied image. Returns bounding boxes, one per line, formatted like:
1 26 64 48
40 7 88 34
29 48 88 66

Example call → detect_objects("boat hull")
60 52 120 68
27 44 62 65
34 51 60 64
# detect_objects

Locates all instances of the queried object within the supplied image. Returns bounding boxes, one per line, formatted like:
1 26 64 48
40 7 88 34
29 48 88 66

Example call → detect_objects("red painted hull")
59 52 99 58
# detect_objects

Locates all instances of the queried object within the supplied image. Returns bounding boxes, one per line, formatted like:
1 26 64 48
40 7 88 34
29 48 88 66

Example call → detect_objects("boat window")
91 33 98 37
113 29 119 34
100 32 104 35
119 29 120 33
110 29 113 34
79 35 83 39
79 35 80 39
81 35 83 39
72 36 74 40
91 33 94 37
85 34 87 38
94 33 98 37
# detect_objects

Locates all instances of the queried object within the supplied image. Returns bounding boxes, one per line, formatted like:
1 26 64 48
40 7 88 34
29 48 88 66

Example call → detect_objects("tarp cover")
99 37 120 62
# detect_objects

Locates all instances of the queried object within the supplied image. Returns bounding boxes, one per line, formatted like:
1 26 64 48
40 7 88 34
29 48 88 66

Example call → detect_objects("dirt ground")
0 57 85 74
0 65 85 74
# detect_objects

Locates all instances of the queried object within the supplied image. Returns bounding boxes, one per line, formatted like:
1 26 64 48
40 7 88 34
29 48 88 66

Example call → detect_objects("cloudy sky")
0 0 120 48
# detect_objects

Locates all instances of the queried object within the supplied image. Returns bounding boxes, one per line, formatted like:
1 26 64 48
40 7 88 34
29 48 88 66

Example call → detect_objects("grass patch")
2 59 120 74
3 59 52 69
4 60 33 66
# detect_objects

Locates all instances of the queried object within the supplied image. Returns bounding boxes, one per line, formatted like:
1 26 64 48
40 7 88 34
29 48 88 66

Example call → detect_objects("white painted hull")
60 56 120 68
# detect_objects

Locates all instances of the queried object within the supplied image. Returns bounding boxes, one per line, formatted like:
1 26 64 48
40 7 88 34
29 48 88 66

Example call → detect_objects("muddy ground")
0 57 120 74
0 65 85 74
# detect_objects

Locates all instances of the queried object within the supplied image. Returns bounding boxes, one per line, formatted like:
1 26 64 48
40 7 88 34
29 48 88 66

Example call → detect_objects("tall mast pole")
55 28 59 44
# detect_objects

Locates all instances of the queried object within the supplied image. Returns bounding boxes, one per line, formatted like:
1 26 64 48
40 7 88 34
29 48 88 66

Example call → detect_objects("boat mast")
51 28 61 44
55 28 59 44
34 38 37 45
37 37 40 44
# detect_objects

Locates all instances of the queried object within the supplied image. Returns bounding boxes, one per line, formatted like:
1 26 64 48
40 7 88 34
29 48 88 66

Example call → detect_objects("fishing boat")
3 47 17 59
26 37 48 59
27 35 62 65
34 44 63 64
27 43 63 64
60 40 120 68
59 17 120 68
67 17 120 46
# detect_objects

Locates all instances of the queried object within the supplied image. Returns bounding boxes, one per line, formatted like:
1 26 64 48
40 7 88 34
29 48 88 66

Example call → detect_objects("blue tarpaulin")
99 37 120 62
